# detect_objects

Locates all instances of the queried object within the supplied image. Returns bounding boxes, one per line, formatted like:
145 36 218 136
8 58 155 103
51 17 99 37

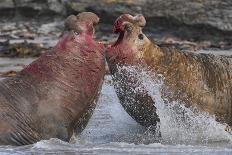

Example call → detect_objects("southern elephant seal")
106 14 232 133
0 12 105 145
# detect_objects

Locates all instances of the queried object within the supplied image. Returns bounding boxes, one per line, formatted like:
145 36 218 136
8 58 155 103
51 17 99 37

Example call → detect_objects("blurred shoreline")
1 0 232 57
1 18 231 57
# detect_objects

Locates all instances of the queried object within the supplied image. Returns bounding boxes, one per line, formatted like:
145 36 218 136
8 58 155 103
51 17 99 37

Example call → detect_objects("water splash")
116 65 232 144
80 76 148 144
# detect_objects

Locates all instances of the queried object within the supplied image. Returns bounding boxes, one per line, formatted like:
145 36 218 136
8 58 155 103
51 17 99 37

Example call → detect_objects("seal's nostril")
138 34 144 40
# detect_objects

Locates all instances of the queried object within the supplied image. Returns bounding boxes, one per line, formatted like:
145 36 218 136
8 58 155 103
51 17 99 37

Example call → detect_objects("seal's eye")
125 24 133 32
138 34 144 40
74 31 79 35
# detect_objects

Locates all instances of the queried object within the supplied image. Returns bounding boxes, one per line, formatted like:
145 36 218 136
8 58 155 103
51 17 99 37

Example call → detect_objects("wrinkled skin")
106 14 232 132
0 12 105 145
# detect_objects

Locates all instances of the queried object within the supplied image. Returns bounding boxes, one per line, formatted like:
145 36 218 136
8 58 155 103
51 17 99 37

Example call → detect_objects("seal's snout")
113 14 146 33
65 12 99 36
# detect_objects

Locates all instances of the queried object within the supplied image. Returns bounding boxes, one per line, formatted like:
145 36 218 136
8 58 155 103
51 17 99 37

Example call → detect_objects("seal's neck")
143 43 164 67
21 32 101 82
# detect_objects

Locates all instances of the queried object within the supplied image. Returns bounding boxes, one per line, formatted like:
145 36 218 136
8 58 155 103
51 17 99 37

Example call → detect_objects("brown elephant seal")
0 12 105 145
106 14 232 132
